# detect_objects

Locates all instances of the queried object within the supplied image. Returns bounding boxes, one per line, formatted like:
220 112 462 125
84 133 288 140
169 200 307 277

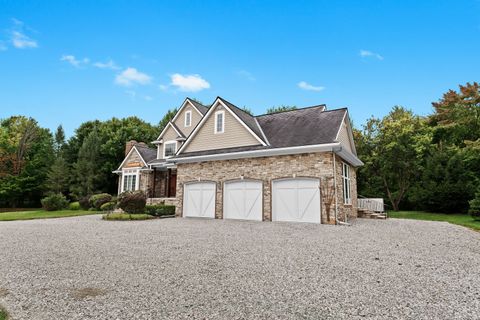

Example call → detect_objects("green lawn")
388 211 480 231
0 307 7 320
0 210 100 221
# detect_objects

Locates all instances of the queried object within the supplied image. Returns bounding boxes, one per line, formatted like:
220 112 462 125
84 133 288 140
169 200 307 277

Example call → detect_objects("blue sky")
1 0 479 137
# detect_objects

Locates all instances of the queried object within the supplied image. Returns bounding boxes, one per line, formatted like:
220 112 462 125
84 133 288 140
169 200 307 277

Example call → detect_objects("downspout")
332 151 339 225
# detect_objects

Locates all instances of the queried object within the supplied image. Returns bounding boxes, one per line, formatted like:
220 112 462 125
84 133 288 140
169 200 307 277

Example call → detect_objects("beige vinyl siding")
183 103 260 153
337 120 353 153
174 102 203 136
162 126 180 157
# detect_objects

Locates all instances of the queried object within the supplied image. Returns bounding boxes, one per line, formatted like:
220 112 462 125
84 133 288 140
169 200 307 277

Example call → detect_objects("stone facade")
175 152 358 224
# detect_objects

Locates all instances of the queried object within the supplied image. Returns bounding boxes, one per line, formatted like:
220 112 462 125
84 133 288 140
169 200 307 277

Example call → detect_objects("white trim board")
154 122 184 143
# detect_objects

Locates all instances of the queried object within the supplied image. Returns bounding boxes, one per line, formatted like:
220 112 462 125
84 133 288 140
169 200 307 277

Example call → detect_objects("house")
114 97 363 224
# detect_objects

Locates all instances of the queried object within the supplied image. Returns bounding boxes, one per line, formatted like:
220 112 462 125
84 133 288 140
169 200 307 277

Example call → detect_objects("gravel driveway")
0 216 479 320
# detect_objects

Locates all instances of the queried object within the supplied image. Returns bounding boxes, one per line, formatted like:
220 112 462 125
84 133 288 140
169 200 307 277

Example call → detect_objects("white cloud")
237 70 255 81
359 49 384 60
93 59 120 70
170 73 210 92
297 81 325 92
11 30 37 48
115 67 152 86
60 55 90 67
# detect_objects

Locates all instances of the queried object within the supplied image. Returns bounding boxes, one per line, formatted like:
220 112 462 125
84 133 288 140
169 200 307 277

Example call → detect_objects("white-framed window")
342 162 351 204
163 141 177 158
185 110 192 127
122 168 139 192
214 110 225 134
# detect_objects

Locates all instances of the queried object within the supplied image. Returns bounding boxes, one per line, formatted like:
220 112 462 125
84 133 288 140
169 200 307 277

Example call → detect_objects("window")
163 141 177 158
185 110 192 127
214 111 224 133
122 169 138 192
342 162 351 204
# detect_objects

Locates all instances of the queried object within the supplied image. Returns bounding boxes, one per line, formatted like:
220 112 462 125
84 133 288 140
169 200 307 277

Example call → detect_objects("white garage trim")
272 177 321 224
223 179 263 221
183 181 217 218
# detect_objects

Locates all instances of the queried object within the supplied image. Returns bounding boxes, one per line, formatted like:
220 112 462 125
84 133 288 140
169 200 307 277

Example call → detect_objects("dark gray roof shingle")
135 144 157 164
188 98 209 115
256 107 346 148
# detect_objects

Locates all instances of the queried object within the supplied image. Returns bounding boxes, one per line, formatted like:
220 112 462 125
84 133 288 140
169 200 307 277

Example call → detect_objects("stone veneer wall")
333 154 358 223
175 152 357 223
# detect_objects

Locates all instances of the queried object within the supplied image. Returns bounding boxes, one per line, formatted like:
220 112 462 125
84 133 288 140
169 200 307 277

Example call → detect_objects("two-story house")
114 97 362 224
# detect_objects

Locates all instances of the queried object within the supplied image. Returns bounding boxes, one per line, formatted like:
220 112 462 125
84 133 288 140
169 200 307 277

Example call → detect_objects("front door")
168 171 177 197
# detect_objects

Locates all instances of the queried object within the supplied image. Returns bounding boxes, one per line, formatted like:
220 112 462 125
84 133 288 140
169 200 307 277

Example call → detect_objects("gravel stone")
0 215 479 319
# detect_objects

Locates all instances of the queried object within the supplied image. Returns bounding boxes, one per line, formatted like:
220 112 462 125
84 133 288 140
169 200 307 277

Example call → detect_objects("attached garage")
183 181 216 218
272 178 321 223
223 180 263 221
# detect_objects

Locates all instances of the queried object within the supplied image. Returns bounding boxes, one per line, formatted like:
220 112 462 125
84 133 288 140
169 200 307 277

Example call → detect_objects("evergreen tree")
53 125 66 156
46 156 70 195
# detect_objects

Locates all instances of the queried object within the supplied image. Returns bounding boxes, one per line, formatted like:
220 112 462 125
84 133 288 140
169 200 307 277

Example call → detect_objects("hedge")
145 205 176 216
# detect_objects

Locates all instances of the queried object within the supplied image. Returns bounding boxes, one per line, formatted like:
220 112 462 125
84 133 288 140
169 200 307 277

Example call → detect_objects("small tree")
46 156 70 194
266 105 297 114
320 176 335 224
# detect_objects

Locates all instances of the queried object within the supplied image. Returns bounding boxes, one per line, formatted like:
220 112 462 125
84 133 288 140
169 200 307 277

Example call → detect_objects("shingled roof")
174 105 349 159
188 99 209 115
256 106 345 148
134 144 157 164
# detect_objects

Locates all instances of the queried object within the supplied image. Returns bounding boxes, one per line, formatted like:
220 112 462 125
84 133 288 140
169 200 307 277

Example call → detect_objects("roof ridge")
255 104 327 118
217 96 254 118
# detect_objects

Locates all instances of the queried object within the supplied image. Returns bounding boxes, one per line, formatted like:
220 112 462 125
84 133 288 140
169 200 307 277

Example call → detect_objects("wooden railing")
357 198 384 213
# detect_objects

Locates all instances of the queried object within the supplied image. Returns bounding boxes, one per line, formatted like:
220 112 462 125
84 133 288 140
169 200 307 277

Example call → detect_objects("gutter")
170 143 347 164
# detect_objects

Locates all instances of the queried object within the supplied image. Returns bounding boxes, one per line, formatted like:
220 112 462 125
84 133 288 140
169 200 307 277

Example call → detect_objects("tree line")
0 84 479 212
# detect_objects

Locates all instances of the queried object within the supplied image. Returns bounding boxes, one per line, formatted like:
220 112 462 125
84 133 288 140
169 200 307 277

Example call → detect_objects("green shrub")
145 204 175 216
89 193 113 210
117 190 146 214
68 201 81 210
100 201 116 212
469 190 480 220
79 196 91 210
102 213 154 221
41 193 69 211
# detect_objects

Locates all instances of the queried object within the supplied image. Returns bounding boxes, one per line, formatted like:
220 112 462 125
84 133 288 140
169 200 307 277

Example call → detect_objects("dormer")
171 98 208 137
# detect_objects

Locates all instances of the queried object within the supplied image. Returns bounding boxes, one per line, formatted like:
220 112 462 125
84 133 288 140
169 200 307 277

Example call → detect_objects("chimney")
125 140 137 155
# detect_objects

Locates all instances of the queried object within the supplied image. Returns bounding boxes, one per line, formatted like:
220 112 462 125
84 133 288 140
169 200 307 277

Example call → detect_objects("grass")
102 213 155 221
0 209 100 221
388 211 480 231
0 306 8 320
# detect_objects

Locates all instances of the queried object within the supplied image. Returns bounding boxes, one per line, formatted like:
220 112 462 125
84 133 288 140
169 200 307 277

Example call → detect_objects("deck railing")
357 198 385 213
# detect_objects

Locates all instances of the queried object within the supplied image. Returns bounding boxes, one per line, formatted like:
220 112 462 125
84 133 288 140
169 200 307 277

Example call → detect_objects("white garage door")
183 182 216 218
223 180 263 221
272 178 321 223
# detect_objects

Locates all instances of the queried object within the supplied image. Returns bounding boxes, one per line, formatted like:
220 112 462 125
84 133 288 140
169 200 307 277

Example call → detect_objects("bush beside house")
145 205 175 216
117 191 146 214
41 194 69 211
89 193 113 210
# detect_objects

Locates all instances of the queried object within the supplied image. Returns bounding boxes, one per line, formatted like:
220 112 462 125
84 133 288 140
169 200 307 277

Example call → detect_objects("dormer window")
185 110 192 127
163 141 177 158
214 111 225 134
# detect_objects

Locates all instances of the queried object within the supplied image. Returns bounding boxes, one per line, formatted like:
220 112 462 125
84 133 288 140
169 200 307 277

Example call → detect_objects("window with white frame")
214 111 224 134
163 141 177 158
185 110 192 127
342 162 351 204
122 169 138 192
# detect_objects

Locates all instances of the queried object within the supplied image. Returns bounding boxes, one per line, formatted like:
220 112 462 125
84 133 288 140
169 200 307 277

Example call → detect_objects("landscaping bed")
102 213 155 221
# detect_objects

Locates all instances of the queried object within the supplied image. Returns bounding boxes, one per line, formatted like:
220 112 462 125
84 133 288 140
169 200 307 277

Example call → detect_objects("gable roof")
217 97 265 142
155 121 185 142
116 144 156 170
177 96 267 154
256 106 344 148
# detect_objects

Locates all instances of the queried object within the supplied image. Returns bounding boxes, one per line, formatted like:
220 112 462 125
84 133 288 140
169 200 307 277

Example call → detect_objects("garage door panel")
272 178 321 223
183 182 216 218
224 180 263 221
